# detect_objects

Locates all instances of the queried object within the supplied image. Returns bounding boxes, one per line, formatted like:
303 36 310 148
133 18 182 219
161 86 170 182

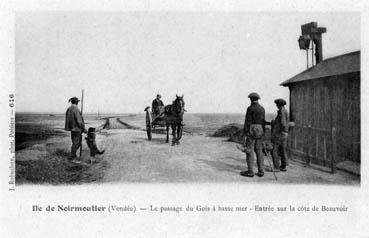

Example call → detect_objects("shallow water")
16 112 276 135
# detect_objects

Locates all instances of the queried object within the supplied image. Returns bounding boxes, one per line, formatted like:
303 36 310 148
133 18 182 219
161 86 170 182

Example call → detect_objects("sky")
15 12 360 113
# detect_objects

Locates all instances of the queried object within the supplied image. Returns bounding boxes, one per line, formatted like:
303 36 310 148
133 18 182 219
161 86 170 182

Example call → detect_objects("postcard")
1 0 368 237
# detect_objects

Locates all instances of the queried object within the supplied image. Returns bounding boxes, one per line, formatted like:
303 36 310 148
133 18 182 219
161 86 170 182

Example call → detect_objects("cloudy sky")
15 12 360 113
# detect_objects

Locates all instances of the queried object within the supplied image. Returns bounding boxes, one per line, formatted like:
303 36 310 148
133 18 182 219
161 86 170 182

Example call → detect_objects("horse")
164 95 185 146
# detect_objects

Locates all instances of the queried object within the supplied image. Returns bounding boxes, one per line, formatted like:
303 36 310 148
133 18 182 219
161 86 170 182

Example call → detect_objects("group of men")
64 94 165 161
241 92 289 178
64 93 289 177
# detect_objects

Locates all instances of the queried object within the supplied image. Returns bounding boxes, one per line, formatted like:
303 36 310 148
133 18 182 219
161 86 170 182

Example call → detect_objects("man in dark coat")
240 92 266 177
65 97 86 160
152 94 164 115
271 98 289 171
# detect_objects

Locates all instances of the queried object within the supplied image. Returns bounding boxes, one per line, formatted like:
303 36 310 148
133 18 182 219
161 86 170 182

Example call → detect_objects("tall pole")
79 89 84 158
306 49 309 69
311 41 314 66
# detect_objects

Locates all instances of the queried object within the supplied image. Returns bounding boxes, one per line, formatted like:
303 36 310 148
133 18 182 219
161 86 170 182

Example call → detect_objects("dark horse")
165 95 185 146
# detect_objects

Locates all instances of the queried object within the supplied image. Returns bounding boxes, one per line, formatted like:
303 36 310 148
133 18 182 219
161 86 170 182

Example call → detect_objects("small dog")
85 127 105 157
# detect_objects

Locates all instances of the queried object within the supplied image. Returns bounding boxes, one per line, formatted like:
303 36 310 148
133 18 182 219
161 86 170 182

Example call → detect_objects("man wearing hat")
152 94 164 115
270 98 289 171
65 97 86 160
241 92 266 177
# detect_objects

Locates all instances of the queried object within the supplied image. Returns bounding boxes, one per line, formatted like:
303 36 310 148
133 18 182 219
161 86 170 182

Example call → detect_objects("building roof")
281 51 360 86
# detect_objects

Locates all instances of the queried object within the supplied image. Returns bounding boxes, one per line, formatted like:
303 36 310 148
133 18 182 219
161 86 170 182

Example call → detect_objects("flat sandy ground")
16 127 359 185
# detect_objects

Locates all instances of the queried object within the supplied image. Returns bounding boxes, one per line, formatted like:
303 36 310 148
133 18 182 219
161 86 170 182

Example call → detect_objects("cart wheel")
146 110 152 140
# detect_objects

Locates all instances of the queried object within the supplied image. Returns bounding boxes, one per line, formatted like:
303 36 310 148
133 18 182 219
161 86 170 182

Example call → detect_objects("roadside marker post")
80 89 84 158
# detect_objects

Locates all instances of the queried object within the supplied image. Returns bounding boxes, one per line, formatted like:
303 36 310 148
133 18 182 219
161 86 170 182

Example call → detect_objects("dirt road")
16 124 359 185
92 129 359 184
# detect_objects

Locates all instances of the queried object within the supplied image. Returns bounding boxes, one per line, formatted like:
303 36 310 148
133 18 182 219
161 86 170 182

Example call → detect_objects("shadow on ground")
132 137 171 145
198 157 245 174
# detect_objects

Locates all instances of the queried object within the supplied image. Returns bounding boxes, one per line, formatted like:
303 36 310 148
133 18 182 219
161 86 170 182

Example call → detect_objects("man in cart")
152 94 164 116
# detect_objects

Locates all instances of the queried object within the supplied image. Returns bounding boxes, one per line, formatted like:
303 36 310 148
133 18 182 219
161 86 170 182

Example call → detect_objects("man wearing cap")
152 94 164 115
271 98 289 171
240 92 266 177
65 97 86 160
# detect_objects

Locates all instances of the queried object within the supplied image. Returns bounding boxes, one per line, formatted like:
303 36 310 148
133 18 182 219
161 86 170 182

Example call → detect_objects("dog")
85 127 105 157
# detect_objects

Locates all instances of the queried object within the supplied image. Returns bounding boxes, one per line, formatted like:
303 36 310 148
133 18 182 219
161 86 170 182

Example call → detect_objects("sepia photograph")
14 11 360 185
2 0 369 237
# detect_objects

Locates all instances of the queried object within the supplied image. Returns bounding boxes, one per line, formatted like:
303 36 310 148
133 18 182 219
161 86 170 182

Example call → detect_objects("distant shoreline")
15 112 277 118
15 112 247 115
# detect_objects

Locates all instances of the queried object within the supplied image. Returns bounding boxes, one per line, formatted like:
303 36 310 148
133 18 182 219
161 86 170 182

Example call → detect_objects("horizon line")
15 111 278 115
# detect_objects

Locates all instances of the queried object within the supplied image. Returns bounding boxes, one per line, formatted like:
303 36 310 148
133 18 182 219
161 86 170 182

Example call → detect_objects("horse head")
174 94 185 115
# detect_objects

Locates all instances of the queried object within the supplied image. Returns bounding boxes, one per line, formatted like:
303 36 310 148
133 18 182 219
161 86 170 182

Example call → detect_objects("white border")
1 0 368 237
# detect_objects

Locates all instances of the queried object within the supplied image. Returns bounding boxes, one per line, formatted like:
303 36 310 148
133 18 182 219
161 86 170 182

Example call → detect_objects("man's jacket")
271 106 289 139
152 99 164 114
244 101 266 137
65 104 85 132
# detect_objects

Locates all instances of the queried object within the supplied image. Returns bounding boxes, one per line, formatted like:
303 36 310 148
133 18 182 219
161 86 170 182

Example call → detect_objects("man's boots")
240 170 255 177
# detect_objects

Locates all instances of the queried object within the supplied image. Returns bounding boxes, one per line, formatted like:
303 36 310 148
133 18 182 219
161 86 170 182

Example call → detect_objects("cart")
144 106 167 140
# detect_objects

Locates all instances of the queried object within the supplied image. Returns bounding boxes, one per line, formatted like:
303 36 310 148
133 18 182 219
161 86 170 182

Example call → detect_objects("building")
281 51 360 173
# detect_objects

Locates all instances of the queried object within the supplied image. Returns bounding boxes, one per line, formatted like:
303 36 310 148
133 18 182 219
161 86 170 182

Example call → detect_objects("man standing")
241 92 266 177
65 97 86 160
271 98 289 172
152 94 164 115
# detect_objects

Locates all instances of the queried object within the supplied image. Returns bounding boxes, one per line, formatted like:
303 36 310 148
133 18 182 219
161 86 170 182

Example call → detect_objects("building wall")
288 72 360 167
